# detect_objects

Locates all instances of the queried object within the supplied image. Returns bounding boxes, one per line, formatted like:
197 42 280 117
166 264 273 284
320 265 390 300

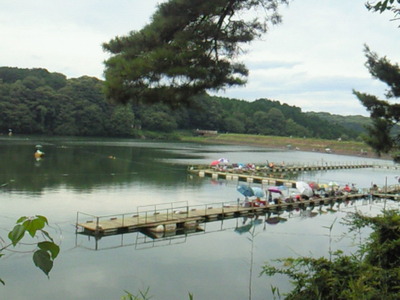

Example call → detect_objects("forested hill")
0 67 367 140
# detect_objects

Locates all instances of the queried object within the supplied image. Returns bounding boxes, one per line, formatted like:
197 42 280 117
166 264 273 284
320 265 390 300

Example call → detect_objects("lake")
0 136 399 300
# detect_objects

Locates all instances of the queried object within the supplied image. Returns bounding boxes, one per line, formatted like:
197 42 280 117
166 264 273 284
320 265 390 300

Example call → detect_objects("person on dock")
255 197 267 207
242 197 250 207
370 184 379 193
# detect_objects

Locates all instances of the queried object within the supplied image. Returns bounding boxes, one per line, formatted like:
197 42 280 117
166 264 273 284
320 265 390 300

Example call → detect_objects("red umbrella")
308 182 320 190
210 160 220 166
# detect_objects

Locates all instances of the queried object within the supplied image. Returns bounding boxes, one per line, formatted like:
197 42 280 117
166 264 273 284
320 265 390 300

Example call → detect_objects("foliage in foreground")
103 0 288 106
353 2 400 161
1 215 59 284
120 288 193 300
262 210 400 299
366 0 400 22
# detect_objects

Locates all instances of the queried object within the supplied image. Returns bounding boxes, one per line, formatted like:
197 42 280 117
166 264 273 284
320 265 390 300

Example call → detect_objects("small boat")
34 149 45 159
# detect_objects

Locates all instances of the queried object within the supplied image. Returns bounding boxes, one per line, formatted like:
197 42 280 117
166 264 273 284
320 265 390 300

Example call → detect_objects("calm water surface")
0 136 399 300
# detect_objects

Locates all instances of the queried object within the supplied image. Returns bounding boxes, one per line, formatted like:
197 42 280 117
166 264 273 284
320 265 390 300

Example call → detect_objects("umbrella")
234 223 253 234
268 187 283 194
210 160 220 166
308 181 320 190
266 216 288 225
296 181 314 197
309 212 318 218
237 185 254 197
234 219 262 234
319 183 329 190
328 181 339 187
251 187 265 198
218 158 229 164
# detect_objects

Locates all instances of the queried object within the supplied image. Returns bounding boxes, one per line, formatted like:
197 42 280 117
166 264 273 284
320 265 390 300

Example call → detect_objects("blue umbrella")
251 187 265 198
234 219 263 234
237 185 254 197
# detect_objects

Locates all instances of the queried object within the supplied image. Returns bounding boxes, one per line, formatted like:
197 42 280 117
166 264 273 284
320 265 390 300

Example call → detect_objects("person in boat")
34 149 45 160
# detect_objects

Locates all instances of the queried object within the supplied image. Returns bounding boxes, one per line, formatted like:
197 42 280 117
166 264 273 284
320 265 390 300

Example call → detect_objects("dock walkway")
190 162 375 174
76 162 400 238
77 193 370 236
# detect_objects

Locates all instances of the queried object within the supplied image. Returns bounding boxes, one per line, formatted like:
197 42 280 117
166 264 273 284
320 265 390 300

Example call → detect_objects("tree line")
0 67 360 140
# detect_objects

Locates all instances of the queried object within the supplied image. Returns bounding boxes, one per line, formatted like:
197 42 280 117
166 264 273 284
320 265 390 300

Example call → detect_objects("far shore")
182 133 392 161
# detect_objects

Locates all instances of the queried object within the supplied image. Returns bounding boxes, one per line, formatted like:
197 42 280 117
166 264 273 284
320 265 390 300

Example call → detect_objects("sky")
1 0 399 116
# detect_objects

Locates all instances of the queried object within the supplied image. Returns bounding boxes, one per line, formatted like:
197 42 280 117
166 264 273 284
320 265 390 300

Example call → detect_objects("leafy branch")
1 215 60 284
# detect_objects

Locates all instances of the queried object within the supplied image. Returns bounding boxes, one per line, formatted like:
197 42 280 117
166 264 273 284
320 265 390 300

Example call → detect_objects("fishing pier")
191 162 376 174
77 193 371 237
76 161 400 239
187 163 372 186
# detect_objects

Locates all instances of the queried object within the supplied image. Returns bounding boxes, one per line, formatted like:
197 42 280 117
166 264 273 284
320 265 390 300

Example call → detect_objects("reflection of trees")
0 141 190 193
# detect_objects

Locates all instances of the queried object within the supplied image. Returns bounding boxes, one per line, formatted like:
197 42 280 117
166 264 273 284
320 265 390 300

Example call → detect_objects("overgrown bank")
182 133 384 159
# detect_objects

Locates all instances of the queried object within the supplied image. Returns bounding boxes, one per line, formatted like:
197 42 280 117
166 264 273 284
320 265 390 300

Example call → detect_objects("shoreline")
182 133 392 161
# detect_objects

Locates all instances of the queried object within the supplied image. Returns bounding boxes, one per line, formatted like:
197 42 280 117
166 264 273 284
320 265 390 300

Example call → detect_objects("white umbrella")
296 181 314 197
218 158 229 164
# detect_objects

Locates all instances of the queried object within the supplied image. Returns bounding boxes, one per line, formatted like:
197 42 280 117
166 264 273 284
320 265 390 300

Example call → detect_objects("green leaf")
16 216 28 224
41 230 54 243
8 224 25 246
0 278 4 285
23 217 46 237
38 241 60 260
33 249 53 276
35 215 49 225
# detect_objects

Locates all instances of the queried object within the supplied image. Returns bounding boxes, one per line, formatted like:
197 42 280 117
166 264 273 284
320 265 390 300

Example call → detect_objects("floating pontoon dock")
189 162 375 175
76 161 400 238
188 163 400 186
77 194 371 237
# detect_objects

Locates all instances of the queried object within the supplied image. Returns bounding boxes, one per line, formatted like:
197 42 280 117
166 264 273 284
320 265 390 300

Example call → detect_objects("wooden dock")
189 162 375 175
76 193 371 237
191 169 297 186
76 162 400 238
187 162 379 186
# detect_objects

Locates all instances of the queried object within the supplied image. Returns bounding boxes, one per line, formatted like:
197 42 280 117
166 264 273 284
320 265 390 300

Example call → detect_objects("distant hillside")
306 112 371 136
0 66 371 140
308 112 400 137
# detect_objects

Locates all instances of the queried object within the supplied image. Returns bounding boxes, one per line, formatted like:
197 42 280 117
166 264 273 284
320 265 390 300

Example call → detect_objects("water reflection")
1 136 397 194
1 136 400 300
0 137 190 193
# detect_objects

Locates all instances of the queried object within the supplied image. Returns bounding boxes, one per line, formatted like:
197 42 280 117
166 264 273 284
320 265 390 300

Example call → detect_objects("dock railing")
136 201 190 224
76 200 245 233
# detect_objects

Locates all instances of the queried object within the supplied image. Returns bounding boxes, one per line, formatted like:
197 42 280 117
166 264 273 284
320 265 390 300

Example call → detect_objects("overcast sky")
1 0 398 116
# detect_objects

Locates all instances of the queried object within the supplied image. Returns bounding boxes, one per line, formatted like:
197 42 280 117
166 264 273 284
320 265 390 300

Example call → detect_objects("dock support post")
95 216 100 235
75 212 79 233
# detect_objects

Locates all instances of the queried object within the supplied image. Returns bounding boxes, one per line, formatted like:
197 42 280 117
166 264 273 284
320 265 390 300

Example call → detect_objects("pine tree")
353 46 400 161
102 0 287 106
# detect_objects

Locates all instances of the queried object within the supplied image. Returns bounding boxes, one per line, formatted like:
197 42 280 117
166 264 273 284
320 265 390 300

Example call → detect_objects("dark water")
0 136 399 300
